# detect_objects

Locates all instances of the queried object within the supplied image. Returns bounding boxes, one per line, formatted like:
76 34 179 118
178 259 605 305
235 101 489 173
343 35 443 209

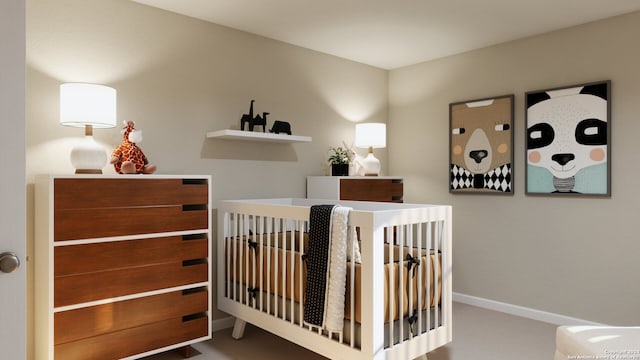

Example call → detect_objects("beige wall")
26 0 389 188
25 0 387 357
389 11 640 325
25 0 640 356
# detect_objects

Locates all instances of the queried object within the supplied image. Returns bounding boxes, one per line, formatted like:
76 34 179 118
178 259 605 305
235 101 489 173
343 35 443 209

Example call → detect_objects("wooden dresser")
35 175 212 360
306 176 403 203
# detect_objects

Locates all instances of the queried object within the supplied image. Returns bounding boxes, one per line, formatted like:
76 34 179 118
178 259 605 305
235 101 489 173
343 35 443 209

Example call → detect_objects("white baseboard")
453 292 604 326
212 316 236 332
212 294 602 332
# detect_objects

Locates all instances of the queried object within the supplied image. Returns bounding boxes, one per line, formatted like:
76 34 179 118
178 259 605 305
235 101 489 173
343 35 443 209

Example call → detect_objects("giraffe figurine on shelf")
110 120 157 174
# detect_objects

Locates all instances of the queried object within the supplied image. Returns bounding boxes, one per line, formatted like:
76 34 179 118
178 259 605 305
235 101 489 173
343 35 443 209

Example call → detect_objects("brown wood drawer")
54 206 208 241
53 178 208 210
55 288 208 345
55 261 208 307
53 177 208 241
55 314 208 360
54 235 208 277
339 178 403 202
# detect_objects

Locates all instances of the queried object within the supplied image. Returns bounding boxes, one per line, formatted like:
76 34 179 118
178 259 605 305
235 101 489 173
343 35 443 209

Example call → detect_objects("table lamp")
59 83 117 174
355 123 386 176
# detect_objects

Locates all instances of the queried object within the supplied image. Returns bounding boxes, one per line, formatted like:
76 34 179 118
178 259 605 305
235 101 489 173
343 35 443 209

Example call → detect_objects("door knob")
0 252 20 273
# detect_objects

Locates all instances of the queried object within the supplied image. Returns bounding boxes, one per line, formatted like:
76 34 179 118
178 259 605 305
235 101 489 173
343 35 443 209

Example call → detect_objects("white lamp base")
70 135 108 174
361 152 381 176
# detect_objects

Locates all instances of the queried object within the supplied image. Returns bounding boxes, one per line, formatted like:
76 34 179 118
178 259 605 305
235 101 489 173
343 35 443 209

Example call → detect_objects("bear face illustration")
526 82 609 194
450 95 513 193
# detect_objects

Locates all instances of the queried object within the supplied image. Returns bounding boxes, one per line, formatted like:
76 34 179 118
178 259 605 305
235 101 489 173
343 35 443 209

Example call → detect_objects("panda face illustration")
527 84 608 180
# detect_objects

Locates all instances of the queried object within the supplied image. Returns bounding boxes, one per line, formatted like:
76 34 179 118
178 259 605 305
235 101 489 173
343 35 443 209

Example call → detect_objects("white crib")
217 198 452 359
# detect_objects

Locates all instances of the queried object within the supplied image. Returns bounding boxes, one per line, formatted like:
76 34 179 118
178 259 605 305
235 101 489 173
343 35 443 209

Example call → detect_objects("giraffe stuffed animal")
110 120 156 174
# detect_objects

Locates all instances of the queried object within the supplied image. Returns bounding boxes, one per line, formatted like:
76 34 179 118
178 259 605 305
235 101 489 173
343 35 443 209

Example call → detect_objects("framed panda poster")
525 80 611 196
449 94 514 194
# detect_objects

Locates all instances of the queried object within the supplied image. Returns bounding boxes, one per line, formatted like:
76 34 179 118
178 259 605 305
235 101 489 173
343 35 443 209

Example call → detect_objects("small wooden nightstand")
306 176 403 203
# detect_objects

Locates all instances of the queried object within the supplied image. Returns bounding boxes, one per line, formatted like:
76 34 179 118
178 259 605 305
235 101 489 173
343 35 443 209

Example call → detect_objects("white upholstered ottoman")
555 326 640 360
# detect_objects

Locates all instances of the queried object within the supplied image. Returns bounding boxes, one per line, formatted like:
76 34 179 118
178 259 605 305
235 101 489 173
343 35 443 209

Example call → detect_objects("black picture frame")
525 80 611 196
449 94 514 194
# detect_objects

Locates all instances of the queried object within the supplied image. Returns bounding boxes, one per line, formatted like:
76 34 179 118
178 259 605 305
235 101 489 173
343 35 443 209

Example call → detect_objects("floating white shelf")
206 129 312 143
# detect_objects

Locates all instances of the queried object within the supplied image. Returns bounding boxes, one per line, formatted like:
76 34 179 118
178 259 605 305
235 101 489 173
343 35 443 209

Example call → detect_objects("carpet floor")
144 302 558 360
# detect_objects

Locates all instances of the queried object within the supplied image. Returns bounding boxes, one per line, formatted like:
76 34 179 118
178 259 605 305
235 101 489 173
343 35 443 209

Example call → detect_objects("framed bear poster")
449 94 514 194
525 80 611 196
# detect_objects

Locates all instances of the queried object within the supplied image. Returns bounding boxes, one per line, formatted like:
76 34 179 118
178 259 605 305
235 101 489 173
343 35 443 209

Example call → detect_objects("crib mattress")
225 233 441 324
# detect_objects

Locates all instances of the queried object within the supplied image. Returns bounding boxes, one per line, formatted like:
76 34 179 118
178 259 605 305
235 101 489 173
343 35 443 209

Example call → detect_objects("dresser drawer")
54 235 208 307
55 288 208 345
339 178 403 202
54 206 208 241
55 260 207 307
53 178 208 209
54 235 207 277
53 178 208 241
55 314 208 360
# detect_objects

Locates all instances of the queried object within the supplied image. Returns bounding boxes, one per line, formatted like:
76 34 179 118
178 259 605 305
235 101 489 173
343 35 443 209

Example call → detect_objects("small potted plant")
328 146 352 176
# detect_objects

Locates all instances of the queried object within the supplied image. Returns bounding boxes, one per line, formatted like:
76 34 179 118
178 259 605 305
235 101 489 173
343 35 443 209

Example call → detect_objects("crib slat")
411 223 417 337
279 219 283 320
233 213 238 303
250 215 257 309
417 222 423 337
241 214 245 305
426 220 432 337
349 231 355 348
398 225 404 344
387 226 394 347
298 221 304 328
434 220 440 331
272 220 277 317
238 214 243 305
280 220 286 320
240 216 244 305
250 215 255 309
257 217 263 312
282 220 287 321
264 217 269 312
242 214 248 306
289 220 294 324
229 213 234 302
226 213 231 301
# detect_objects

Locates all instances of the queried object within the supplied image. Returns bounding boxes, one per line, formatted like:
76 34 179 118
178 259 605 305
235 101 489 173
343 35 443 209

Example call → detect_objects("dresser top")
307 175 401 180
37 174 211 180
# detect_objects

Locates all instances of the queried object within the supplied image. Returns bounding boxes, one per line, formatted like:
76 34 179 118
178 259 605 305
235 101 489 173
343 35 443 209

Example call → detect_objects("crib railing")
218 199 452 360
225 214 311 327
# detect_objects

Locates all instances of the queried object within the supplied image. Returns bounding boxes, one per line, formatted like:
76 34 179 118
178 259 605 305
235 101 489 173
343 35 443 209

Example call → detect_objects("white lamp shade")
355 123 386 149
60 83 117 128
59 83 116 173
